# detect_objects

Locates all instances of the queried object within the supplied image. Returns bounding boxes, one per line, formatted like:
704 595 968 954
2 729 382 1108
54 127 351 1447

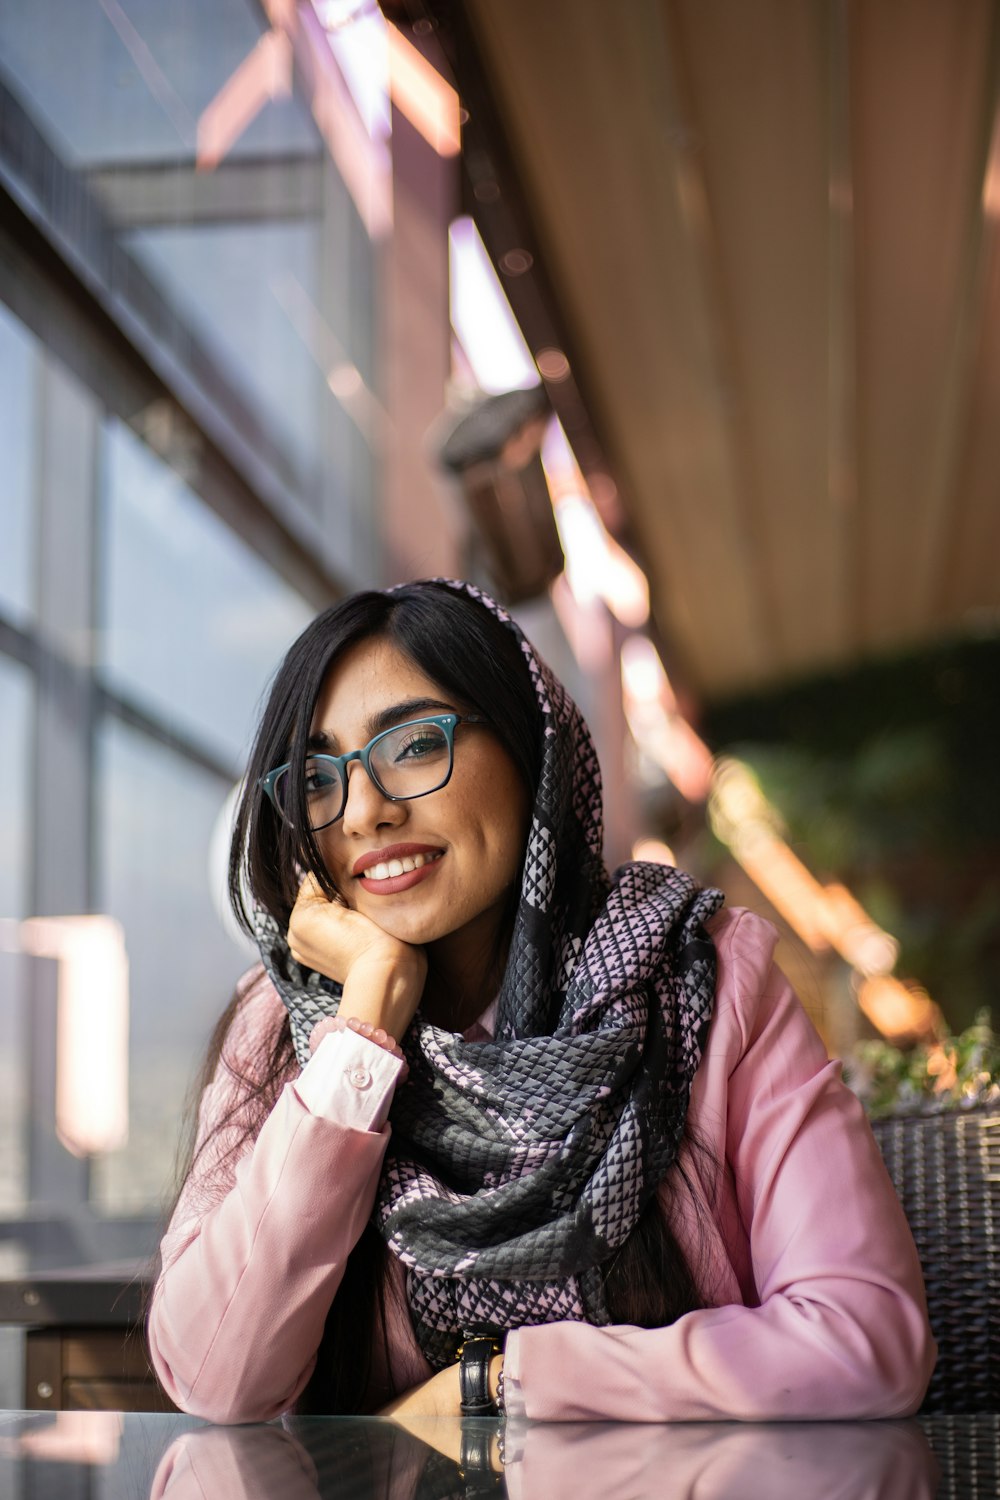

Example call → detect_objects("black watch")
459 1420 503 1493
457 1331 503 1416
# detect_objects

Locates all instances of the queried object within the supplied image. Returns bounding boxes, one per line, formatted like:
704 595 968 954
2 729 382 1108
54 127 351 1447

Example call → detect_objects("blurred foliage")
734 727 947 869
703 636 1000 1030
843 1011 1000 1118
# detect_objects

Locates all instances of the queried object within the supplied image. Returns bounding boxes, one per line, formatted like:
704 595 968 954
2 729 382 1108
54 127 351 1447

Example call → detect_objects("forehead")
309 636 448 737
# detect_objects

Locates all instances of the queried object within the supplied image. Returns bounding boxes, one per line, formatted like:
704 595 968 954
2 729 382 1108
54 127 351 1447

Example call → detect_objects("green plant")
844 1010 1000 1118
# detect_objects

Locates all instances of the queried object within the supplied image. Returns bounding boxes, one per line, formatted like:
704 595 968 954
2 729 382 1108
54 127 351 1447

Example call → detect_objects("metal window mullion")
27 354 101 1210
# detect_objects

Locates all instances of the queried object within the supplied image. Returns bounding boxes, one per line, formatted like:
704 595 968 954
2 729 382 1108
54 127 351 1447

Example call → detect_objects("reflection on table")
0 1408 995 1499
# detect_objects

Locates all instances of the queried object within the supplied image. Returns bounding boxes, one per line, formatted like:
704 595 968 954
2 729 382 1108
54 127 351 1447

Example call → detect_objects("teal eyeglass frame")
260 712 488 830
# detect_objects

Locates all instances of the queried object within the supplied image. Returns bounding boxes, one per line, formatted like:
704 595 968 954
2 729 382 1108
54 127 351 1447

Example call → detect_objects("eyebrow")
306 697 458 752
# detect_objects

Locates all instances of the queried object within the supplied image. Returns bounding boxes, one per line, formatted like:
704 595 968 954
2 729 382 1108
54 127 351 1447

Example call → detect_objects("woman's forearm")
149 1030 403 1423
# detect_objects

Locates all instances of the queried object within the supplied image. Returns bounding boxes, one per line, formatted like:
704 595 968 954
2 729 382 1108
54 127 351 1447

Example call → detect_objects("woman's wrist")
339 950 425 1038
310 1014 409 1075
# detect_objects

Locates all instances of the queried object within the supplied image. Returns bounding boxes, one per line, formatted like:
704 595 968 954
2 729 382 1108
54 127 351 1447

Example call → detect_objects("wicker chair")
919 1416 1000 1500
869 1103 1000 1413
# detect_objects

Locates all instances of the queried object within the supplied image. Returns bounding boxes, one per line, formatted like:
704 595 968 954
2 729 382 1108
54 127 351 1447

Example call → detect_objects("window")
0 0 379 566
0 658 32 1406
0 304 38 625
92 719 254 1214
100 418 314 765
0 656 32 1212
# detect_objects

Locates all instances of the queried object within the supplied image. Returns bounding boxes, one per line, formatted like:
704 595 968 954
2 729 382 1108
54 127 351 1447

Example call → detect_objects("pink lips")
352 842 445 897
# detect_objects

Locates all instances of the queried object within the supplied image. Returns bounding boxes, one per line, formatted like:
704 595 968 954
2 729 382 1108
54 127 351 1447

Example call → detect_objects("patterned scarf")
254 580 723 1369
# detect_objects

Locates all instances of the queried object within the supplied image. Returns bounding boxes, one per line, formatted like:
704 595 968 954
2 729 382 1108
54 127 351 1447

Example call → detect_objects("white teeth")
363 851 441 881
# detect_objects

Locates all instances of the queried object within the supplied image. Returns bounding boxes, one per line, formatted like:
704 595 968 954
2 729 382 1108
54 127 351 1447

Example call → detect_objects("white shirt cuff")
501 1330 527 1419
293 1029 404 1132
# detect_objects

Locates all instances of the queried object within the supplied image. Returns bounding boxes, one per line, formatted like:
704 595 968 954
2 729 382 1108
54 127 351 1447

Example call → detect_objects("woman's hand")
288 873 427 1040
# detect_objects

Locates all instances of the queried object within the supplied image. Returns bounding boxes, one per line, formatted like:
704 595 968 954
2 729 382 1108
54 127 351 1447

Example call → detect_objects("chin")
358 904 452 946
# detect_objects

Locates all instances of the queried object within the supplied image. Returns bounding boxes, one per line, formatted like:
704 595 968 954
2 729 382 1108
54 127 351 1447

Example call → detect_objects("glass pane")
0 656 32 1218
0 303 38 624
123 219 330 496
100 418 315 765
0 0 379 536
92 718 254 1214
0 0 318 168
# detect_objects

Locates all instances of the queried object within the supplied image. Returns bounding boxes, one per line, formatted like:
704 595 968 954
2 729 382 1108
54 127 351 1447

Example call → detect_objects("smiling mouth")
361 850 444 883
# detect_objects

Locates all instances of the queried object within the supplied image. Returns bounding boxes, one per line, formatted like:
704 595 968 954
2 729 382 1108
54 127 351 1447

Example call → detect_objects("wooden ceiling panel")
666 0 838 677
465 0 773 691
944 235 1000 622
453 0 1000 701
851 0 994 651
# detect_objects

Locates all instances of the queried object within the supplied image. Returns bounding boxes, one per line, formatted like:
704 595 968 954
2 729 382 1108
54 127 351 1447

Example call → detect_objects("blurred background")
0 0 998 1405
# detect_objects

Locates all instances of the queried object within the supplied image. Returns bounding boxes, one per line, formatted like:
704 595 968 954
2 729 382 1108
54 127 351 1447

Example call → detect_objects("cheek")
475 779 530 889
488 818 529 889
312 832 350 899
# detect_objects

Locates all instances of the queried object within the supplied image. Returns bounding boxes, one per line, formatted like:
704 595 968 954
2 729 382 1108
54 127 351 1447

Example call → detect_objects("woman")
148 578 935 1423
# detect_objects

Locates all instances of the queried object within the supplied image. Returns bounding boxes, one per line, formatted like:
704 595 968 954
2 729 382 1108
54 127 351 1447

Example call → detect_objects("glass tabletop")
0 1409 996 1499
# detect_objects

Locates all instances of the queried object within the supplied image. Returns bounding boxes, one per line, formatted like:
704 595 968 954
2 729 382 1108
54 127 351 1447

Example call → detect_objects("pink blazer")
147 909 935 1422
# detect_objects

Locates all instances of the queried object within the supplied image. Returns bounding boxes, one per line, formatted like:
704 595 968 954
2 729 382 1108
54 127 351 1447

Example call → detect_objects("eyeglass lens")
274 719 454 829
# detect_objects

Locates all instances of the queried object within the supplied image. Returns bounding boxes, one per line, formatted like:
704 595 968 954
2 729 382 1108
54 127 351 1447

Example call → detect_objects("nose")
339 758 406 835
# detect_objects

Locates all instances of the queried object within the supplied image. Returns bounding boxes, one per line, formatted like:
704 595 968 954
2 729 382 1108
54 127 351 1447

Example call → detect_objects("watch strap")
458 1333 501 1416
459 1420 503 1493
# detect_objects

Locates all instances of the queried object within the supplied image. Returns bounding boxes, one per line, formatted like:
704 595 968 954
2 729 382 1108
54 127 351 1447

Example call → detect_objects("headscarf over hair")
253 579 724 1369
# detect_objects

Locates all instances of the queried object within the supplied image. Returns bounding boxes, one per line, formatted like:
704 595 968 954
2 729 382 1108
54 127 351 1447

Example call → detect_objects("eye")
393 727 448 761
304 759 341 795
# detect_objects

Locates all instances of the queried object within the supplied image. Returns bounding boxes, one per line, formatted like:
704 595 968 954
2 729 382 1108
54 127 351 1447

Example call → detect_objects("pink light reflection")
196 30 292 172
1 1412 122 1465
19 916 129 1157
386 23 461 157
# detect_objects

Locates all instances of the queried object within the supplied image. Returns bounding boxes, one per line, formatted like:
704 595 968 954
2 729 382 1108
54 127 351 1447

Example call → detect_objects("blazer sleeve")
147 969 404 1424
501 910 937 1421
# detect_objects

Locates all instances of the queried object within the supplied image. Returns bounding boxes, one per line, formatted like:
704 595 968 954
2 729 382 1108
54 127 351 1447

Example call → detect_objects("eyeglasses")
260 712 488 831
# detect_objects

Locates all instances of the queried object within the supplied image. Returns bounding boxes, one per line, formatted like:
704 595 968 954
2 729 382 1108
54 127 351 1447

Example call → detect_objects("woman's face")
309 634 531 967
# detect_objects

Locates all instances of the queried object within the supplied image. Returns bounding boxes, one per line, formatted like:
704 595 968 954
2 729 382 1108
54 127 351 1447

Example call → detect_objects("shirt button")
347 1065 372 1090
